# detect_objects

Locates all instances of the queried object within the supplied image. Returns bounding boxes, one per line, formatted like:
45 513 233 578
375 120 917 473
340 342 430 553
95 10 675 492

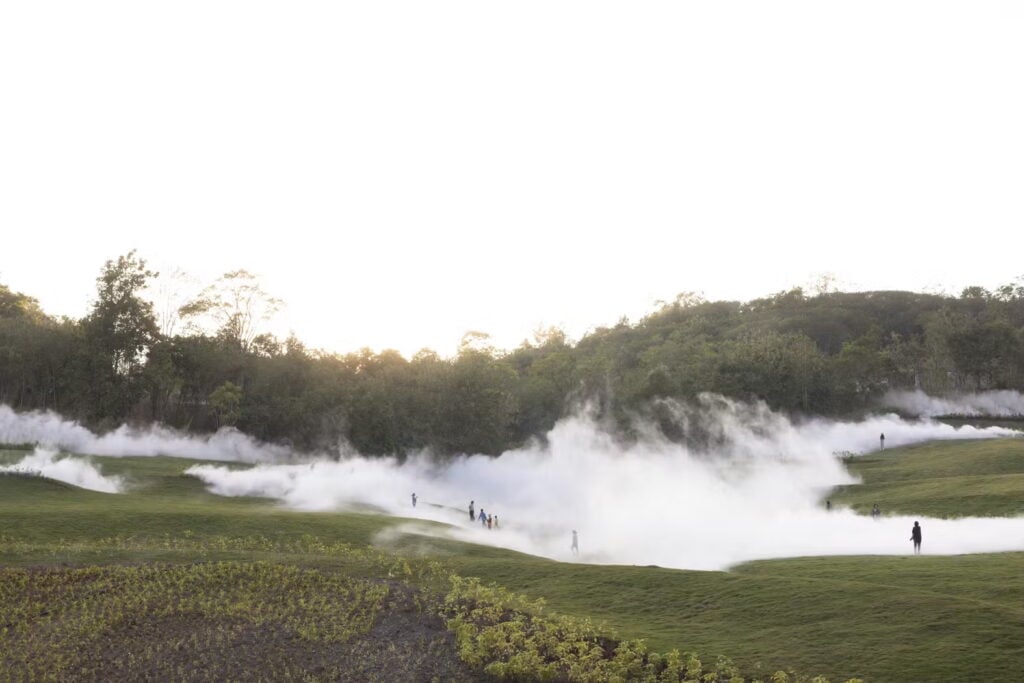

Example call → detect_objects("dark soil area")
53 587 484 681
0 566 490 682
336 584 492 683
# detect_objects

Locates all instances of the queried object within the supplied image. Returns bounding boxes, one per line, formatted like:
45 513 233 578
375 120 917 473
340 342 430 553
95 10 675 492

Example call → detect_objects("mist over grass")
186 394 1024 570
4 396 1022 570
0 405 291 462
882 389 1024 417
0 447 123 493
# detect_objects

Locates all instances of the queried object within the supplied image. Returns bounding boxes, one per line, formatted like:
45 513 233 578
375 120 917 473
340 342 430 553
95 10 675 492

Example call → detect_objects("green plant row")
0 533 445 579
440 575 864 683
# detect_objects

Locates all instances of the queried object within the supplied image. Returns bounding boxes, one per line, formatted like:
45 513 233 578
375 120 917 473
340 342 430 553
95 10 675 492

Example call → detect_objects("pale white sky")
2 2 1022 358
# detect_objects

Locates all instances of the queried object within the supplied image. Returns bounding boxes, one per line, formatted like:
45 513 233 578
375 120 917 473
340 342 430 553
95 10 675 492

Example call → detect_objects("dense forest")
2 252 1024 456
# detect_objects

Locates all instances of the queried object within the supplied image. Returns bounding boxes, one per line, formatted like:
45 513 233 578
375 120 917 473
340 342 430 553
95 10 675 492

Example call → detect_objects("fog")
0 405 291 462
882 389 1024 418
4 397 1022 570
186 395 1024 571
0 447 123 494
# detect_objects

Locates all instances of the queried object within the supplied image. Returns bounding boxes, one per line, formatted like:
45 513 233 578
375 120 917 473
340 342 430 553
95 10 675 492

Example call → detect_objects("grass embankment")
2 443 1024 681
831 438 1024 517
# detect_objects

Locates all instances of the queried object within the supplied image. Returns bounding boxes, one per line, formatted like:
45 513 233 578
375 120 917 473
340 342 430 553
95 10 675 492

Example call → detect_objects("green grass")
0 453 397 548
2 442 1024 681
831 438 1024 517
438 550 1024 682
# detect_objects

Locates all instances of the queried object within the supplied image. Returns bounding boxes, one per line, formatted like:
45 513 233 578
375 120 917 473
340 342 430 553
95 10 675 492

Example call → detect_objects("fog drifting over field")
4 397 1024 569
0 447 123 494
0 405 290 462
882 389 1024 418
185 395 1024 570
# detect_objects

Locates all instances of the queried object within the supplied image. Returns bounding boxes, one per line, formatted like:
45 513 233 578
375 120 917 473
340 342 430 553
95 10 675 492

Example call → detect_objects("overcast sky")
2 2 1022 357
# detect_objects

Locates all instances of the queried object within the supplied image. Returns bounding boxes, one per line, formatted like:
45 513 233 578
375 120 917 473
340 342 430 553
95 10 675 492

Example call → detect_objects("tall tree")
145 266 203 338
80 251 159 421
180 270 282 351
83 251 159 378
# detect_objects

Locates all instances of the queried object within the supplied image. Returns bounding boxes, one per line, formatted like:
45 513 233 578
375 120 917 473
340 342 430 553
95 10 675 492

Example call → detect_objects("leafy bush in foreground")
441 575 865 683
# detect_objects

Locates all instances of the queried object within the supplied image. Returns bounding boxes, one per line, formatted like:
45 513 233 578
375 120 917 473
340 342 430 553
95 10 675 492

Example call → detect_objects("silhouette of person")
487 514 492 530
411 492 417 507
469 501 474 522
871 503 880 519
494 515 499 529
880 433 885 451
571 530 579 556
826 500 831 511
479 509 487 526
911 521 922 554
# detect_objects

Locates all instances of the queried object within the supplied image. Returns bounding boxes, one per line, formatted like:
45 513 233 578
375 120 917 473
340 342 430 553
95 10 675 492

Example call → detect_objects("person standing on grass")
571 530 579 556
911 521 922 554
469 500 474 522
411 492 417 508
880 433 885 450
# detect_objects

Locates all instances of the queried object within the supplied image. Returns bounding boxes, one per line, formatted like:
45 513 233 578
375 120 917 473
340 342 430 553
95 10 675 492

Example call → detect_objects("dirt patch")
338 583 493 682
0 564 491 682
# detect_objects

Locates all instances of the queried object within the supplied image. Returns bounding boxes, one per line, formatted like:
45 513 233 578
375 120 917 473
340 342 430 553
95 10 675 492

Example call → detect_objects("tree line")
2 252 1024 456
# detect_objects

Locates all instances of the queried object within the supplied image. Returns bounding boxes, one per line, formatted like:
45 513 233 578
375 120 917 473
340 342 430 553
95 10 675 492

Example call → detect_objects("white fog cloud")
882 389 1024 418
0 447 123 493
186 395 1024 570
6 397 1021 569
0 405 292 462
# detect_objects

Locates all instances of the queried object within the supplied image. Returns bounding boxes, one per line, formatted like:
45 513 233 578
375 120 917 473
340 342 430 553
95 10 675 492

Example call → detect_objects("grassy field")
435 545 1024 681
2 443 1024 681
830 438 1024 517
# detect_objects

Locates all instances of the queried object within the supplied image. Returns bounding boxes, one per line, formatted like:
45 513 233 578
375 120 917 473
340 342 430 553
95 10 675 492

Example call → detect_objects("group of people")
468 500 499 530
410 494 503 530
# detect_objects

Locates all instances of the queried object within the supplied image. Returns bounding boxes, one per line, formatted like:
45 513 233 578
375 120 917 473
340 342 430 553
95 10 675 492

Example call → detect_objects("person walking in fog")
479 509 487 527
494 515 499 529
469 501 474 522
911 521 922 554
487 514 492 530
880 433 885 451
571 530 579 556
871 503 880 520
411 493 417 508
